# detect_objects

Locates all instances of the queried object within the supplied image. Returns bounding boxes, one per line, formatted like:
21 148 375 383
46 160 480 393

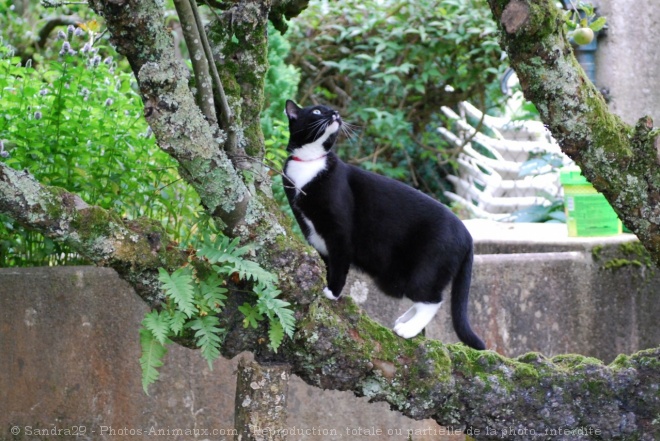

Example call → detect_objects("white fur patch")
285 157 327 193
284 121 340 194
393 302 442 339
302 215 328 256
323 287 337 300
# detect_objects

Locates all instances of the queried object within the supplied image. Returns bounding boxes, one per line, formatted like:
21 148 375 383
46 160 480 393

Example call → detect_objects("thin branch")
188 0 237 153
173 0 218 127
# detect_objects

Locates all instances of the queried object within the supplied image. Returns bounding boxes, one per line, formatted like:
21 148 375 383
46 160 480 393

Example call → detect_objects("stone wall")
1 222 659 441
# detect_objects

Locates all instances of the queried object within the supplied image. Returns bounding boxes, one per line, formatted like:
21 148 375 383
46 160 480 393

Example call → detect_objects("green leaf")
139 328 168 395
186 316 224 369
199 272 228 312
268 319 285 352
589 17 607 32
141 310 171 345
158 267 196 318
238 302 264 329
169 310 187 336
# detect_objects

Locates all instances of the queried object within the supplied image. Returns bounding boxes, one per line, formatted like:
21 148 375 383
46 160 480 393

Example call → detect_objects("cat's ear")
285 100 301 120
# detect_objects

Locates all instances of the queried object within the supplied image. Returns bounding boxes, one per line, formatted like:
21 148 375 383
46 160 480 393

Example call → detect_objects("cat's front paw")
323 287 339 300
393 321 424 339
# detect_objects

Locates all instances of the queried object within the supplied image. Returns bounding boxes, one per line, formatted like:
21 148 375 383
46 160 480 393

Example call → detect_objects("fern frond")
142 310 171 345
198 272 227 312
186 316 224 369
268 319 285 352
158 267 196 318
169 310 187 336
139 328 168 395
238 302 265 329
276 306 296 339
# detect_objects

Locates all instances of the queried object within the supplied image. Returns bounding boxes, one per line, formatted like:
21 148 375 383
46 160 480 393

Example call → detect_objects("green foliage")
139 233 295 393
158 267 197 318
564 1 607 34
0 21 201 266
186 315 223 369
139 328 169 394
287 0 506 198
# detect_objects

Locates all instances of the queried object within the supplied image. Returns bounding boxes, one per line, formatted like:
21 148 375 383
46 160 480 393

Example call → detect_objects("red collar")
291 154 328 162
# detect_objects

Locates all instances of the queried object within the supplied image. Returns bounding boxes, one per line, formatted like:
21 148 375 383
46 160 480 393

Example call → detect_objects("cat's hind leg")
393 302 442 339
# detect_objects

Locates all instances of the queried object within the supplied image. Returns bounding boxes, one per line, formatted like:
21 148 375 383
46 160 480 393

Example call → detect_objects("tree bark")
234 359 290 441
2 0 659 439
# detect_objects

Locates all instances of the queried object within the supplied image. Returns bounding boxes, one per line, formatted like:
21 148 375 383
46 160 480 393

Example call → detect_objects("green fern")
268 319 285 352
199 235 277 285
238 302 265 329
142 310 172 345
158 267 196 318
140 233 297 392
169 310 187 336
254 284 295 338
139 328 168 394
197 271 227 313
186 316 224 369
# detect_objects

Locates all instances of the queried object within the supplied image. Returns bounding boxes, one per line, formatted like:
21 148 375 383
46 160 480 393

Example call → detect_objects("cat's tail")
450 245 486 350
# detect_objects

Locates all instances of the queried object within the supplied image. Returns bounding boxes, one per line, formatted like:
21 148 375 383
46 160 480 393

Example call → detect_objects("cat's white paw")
394 306 416 326
393 321 424 339
323 287 338 300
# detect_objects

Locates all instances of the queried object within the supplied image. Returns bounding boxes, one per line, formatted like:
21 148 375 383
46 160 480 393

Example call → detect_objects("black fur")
283 100 485 350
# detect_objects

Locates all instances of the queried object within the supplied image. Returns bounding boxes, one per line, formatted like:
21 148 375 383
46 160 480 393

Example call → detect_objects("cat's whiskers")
339 121 360 143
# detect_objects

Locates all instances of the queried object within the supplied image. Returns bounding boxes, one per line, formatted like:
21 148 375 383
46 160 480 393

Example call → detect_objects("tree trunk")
234 359 291 441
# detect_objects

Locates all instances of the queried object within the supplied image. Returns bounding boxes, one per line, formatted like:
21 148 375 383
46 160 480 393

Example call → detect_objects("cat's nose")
332 112 341 121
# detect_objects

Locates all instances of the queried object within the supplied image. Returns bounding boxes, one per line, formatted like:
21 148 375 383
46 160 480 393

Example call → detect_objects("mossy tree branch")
487 0 660 265
3 161 659 439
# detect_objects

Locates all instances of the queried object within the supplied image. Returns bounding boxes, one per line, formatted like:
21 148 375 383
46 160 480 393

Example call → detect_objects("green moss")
602 241 655 270
551 353 603 369
609 353 632 370
591 245 603 261
603 258 643 270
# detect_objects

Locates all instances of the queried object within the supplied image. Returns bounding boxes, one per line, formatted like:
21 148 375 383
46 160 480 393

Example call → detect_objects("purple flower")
74 27 85 38
104 98 113 107
57 30 67 40
34 111 43 120
59 41 71 56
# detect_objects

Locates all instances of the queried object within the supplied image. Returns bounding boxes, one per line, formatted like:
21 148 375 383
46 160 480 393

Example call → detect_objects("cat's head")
285 100 342 154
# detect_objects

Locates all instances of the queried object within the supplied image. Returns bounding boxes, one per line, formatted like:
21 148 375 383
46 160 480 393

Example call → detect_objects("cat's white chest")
285 157 327 194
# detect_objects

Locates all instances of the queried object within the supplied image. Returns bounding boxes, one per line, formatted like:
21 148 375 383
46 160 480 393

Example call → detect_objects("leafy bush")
286 0 506 198
0 24 201 266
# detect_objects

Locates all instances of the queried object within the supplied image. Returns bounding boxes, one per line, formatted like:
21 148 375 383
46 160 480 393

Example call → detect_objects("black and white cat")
283 100 485 350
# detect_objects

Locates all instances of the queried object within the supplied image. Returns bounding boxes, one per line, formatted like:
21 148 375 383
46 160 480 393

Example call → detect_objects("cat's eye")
312 109 321 115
